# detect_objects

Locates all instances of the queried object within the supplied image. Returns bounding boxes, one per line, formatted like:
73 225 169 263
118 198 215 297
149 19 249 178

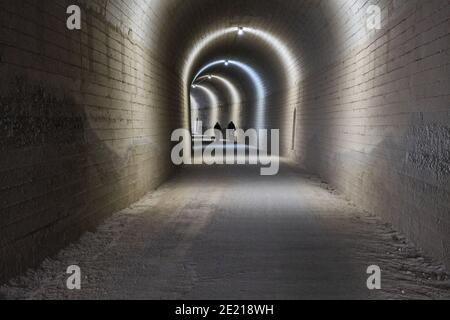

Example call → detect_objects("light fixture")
237 27 244 36
224 60 229 66
208 75 212 79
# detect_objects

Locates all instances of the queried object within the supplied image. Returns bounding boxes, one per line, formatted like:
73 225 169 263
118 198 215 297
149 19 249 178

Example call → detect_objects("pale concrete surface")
1 162 449 300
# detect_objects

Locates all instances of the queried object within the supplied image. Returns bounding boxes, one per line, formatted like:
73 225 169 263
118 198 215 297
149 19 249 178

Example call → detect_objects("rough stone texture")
0 0 183 282
293 0 450 269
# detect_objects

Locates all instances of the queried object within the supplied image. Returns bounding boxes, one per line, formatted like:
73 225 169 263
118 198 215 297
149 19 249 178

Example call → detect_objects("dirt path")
1 163 449 300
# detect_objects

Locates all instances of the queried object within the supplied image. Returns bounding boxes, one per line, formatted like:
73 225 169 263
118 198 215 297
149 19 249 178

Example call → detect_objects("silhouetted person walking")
227 121 236 131
214 122 222 131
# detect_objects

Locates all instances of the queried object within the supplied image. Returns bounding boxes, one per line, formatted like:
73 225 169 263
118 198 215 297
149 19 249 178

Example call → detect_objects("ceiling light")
208 75 212 79
224 60 229 66
238 27 244 36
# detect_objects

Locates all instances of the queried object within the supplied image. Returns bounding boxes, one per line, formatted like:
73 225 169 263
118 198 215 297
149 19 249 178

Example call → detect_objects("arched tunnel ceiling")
156 0 349 131
188 40 288 125
194 67 256 106
191 39 287 95
192 72 247 109
101 0 376 130
161 0 342 77
101 0 375 97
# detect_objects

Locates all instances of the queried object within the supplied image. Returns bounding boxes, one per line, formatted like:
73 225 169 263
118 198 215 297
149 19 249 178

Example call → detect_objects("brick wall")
293 0 450 268
0 0 183 281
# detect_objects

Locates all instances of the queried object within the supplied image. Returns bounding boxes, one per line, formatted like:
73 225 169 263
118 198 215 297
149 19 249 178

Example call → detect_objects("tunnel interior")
0 0 449 292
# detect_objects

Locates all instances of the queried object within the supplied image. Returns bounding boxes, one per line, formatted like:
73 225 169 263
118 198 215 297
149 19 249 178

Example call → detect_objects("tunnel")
0 0 449 300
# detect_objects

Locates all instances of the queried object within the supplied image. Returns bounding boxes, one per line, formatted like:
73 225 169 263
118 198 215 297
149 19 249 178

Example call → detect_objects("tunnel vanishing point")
0 0 449 299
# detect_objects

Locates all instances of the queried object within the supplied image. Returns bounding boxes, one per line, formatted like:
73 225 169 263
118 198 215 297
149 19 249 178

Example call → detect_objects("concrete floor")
1 161 449 300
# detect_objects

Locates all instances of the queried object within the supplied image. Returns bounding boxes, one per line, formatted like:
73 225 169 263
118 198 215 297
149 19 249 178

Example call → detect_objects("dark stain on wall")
406 124 450 180
0 77 90 282
0 77 86 151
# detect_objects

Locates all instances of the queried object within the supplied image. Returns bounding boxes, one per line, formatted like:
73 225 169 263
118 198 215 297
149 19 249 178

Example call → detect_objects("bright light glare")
190 95 199 109
190 95 200 134
193 60 264 128
193 85 219 128
198 74 241 126
183 26 301 135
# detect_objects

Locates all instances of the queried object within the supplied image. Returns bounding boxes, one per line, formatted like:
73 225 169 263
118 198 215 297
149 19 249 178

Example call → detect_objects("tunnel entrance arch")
182 26 302 157
190 59 265 130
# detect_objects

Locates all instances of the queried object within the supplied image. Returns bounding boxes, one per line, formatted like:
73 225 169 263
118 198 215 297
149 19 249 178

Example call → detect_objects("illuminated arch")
182 27 301 131
193 60 264 128
192 84 220 127
197 74 242 127
190 95 201 134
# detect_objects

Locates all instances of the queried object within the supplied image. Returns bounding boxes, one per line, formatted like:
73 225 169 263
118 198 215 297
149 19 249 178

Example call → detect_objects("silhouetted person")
227 121 236 131
214 122 222 131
